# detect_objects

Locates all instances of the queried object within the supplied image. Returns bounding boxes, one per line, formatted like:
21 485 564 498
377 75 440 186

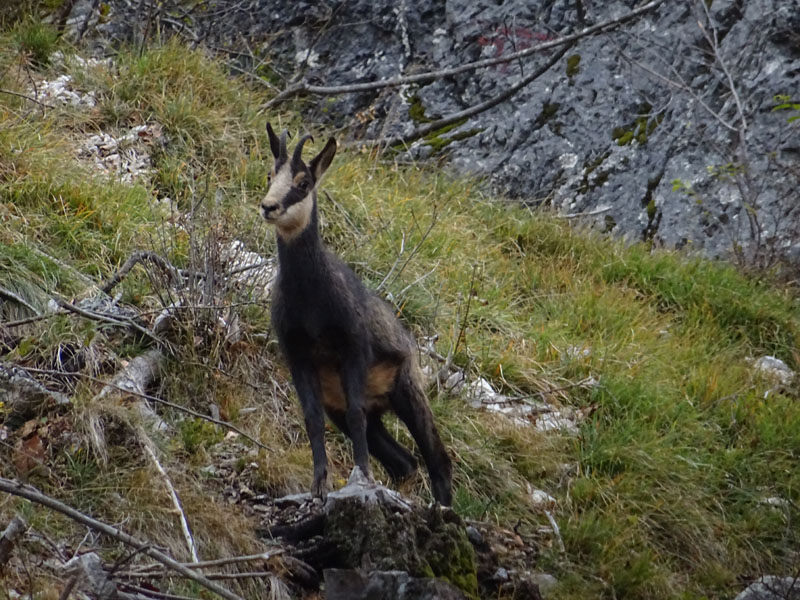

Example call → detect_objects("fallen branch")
125 550 284 576
0 477 245 600
0 516 28 569
85 349 167 463
264 0 666 108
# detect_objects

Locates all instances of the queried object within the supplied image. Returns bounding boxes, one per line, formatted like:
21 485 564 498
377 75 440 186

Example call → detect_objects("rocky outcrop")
253 469 543 599
79 0 800 264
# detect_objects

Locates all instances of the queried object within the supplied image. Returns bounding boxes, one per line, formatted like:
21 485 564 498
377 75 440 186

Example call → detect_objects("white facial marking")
262 162 293 217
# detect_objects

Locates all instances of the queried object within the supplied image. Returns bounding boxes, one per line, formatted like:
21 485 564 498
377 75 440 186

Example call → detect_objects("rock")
324 568 467 600
749 356 795 387
527 486 557 509
733 576 800 600
262 473 479 598
0 363 71 429
529 572 559 597
62 553 117 600
94 0 799 266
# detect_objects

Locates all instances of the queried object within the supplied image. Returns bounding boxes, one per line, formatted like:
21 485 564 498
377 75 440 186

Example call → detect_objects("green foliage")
566 54 581 78
772 94 800 123
13 18 58 67
612 103 663 146
179 418 225 454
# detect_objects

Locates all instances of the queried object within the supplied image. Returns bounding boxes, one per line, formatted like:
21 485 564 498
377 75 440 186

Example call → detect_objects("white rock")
750 356 794 386
443 369 466 394
527 485 557 508
733 576 800 600
529 573 559 596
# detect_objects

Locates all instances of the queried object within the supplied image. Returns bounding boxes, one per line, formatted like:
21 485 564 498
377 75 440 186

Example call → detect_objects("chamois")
261 123 453 506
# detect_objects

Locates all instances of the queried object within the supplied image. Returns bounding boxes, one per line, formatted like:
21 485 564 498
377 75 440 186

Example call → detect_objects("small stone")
529 572 559 596
465 525 484 546
749 356 795 387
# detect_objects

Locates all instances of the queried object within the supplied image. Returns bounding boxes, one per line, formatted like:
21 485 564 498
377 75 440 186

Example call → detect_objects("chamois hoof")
311 471 329 499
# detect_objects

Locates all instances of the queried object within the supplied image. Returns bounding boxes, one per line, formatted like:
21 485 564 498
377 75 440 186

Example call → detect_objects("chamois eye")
297 179 310 191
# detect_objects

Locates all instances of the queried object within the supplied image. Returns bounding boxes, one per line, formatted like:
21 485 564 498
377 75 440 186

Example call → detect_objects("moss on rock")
324 498 479 598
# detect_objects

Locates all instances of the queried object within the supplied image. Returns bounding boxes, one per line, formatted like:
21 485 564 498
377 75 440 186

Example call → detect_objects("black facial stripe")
283 187 309 208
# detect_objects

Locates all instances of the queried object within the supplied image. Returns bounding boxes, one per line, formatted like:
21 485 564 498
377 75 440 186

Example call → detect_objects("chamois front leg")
286 354 329 497
340 352 371 480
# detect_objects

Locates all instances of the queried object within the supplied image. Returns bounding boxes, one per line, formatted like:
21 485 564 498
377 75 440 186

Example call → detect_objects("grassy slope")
1 22 798 599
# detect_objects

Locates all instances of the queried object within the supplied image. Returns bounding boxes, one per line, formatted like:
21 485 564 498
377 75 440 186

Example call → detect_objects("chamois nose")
261 202 279 220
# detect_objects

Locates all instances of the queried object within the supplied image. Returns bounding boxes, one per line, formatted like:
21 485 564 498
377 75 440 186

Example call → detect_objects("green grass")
0 25 798 600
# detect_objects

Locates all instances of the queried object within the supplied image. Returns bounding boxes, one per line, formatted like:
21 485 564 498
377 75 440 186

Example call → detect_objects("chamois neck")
276 199 323 266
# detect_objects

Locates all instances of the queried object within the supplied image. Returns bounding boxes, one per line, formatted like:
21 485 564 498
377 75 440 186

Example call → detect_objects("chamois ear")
266 123 288 161
266 123 280 159
308 137 337 182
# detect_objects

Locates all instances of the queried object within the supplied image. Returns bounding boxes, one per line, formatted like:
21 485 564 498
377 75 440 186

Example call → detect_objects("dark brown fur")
261 124 453 505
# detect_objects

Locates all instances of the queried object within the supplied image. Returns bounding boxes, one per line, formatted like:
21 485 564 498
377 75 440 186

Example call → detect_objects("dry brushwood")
0 477 245 600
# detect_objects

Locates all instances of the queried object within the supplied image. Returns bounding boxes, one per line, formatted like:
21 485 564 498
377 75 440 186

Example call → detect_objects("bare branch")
0 286 40 316
55 297 167 349
101 251 182 295
264 0 666 108
0 89 55 109
0 477 245 600
370 43 572 148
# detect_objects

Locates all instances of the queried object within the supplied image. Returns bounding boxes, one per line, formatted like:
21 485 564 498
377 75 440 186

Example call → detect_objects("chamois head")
261 123 337 240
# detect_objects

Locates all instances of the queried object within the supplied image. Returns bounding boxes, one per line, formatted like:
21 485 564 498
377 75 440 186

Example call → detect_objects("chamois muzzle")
261 202 280 221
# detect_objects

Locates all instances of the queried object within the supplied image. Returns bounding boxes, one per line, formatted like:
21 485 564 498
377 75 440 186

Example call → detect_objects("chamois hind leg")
366 415 418 481
340 356 371 479
326 410 418 481
389 362 453 506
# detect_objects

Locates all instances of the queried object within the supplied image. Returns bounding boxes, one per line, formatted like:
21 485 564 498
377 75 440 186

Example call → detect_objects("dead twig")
264 0 665 108
0 477 245 600
101 251 182 295
141 441 199 563
0 286 40 316
57 575 79 600
55 297 167 349
125 550 284 576
0 89 55 109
